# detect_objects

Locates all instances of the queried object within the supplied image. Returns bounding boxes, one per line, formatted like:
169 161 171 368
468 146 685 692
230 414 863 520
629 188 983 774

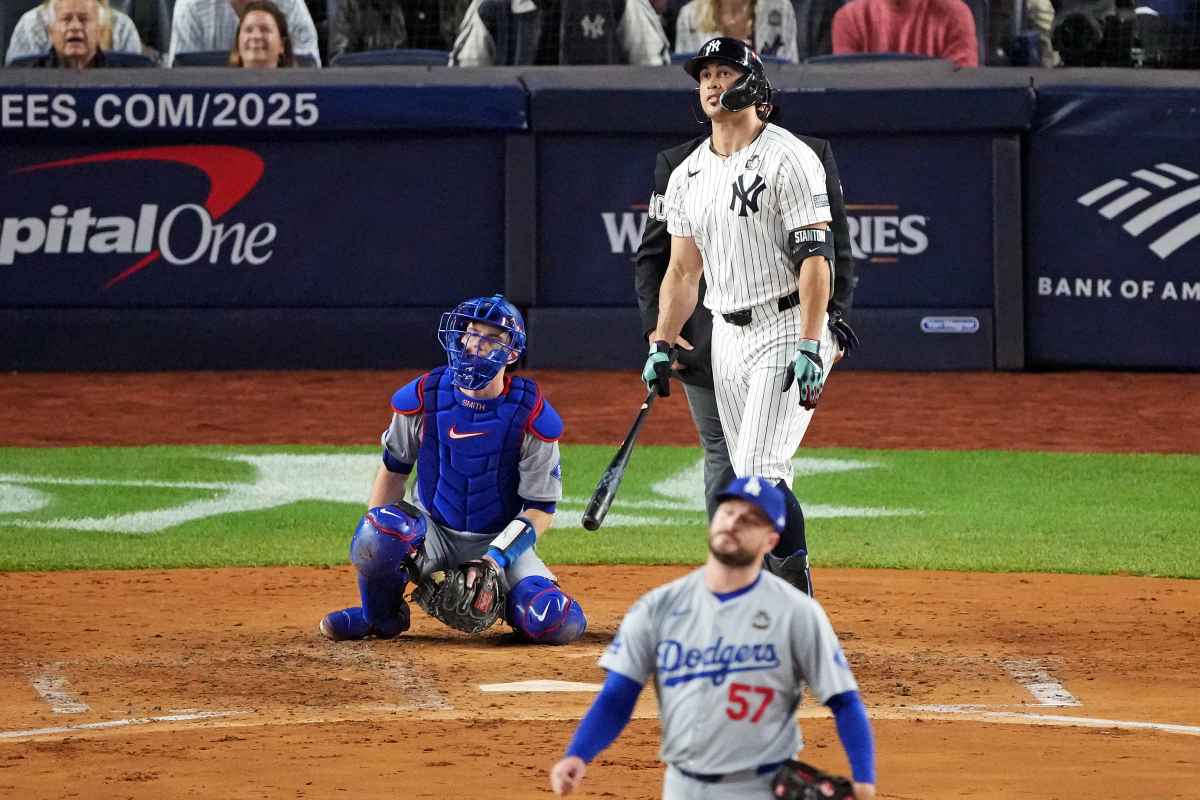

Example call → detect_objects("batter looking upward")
642 36 842 598
548 476 876 799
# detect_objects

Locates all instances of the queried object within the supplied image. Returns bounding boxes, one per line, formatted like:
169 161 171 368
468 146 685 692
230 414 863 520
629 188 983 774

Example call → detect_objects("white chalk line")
901 706 1200 736
1002 658 1081 707
29 664 90 714
3 701 1196 743
0 710 238 741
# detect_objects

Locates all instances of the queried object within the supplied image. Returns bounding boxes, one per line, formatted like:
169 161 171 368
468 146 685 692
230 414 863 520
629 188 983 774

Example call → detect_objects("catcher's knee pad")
350 503 427 581
506 576 587 645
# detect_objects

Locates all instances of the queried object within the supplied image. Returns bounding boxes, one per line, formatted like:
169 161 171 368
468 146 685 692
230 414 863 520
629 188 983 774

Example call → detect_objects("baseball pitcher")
549 476 876 799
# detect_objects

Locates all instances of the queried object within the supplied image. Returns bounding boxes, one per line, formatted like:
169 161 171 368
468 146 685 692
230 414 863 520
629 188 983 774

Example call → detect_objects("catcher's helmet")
438 294 527 391
684 37 773 114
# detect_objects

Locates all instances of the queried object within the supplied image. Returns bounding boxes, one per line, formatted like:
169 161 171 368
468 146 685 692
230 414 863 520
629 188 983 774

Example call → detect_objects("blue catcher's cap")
714 476 787 534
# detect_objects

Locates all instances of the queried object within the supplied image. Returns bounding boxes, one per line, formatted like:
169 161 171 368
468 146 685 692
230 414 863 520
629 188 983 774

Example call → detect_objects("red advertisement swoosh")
13 146 264 289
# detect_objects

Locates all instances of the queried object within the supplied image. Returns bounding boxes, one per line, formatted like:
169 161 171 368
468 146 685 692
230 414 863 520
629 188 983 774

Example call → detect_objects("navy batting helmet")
684 37 773 114
438 294 527 391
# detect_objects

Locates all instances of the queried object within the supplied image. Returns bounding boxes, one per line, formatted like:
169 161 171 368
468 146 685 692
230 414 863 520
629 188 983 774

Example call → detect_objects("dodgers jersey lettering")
664 123 832 315
600 570 857 774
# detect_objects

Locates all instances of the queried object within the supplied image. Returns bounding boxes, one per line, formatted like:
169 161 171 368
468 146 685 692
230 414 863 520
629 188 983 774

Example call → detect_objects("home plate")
480 680 602 693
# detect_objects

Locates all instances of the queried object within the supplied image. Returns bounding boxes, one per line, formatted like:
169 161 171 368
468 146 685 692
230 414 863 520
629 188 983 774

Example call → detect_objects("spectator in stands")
832 0 978 66
793 0 843 59
440 0 472 46
229 0 296 65
167 0 320 65
449 0 670 64
988 0 1058 66
6 0 141 64
17 0 111 67
330 0 407 59
674 0 798 60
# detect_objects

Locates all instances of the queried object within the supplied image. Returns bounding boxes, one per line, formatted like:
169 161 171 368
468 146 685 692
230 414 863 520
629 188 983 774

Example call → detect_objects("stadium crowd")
2 0 1197 70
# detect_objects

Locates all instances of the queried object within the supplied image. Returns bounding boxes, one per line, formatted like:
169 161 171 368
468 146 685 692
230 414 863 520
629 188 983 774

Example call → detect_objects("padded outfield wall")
0 65 1196 371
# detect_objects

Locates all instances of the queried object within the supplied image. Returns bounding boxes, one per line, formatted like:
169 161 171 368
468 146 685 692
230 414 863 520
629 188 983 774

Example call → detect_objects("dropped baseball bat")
581 391 658 531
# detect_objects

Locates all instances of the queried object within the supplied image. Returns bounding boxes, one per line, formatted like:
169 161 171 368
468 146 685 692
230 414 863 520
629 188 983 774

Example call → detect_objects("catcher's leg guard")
506 576 587 645
321 504 427 640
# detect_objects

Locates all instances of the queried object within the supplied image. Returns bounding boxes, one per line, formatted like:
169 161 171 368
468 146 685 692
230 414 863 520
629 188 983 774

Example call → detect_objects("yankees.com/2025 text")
1 92 320 129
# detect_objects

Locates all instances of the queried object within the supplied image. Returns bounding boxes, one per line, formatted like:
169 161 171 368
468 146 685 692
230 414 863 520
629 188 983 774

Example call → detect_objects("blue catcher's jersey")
389 366 562 535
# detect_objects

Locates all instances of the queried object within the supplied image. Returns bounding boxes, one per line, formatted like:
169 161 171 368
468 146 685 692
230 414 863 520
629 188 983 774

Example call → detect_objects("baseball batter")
548 476 876 799
643 37 838 596
319 294 587 645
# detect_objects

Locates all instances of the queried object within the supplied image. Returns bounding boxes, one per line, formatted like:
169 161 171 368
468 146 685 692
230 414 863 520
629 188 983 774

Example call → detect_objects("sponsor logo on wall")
1039 161 1200 304
0 145 276 288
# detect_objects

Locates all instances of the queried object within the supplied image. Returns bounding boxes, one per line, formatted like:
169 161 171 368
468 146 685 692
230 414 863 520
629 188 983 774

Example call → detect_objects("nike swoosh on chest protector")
448 425 488 440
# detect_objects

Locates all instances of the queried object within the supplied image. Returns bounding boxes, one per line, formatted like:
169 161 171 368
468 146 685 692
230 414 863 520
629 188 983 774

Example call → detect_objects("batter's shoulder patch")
390 373 429 416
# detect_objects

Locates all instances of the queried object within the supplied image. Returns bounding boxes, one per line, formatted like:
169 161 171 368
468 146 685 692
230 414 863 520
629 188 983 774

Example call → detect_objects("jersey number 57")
725 682 775 723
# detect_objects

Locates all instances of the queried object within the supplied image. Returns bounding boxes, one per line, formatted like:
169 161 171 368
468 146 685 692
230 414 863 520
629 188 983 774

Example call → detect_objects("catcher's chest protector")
418 367 539 534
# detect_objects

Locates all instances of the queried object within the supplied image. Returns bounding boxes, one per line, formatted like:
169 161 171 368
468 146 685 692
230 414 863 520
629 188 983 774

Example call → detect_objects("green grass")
1 445 1197 577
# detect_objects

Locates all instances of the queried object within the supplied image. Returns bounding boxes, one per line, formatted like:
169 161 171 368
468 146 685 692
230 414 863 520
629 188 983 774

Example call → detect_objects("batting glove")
828 311 861 355
642 341 674 398
781 339 824 410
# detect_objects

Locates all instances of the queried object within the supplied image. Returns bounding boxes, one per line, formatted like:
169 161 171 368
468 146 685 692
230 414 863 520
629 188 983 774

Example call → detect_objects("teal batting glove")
642 341 674 397
781 338 824 410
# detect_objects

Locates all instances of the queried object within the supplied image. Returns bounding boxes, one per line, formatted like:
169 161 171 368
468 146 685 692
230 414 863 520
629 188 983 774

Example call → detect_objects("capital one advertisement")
0 140 506 308
1028 143 1200 369
537 133 997 310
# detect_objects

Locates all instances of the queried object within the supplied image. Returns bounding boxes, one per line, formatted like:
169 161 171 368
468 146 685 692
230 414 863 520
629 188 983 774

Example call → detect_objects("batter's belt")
674 760 786 784
721 291 800 326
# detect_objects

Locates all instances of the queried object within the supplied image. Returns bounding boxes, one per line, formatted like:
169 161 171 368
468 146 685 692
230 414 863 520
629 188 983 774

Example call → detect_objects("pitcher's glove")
828 311 860 355
771 760 854 800
411 559 506 635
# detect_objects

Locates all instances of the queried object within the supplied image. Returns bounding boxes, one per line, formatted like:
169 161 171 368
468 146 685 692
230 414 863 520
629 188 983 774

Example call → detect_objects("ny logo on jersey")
580 13 606 38
730 175 767 217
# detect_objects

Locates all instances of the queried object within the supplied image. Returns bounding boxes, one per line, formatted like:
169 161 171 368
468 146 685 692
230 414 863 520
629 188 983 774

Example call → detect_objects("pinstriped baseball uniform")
664 123 835 485
599 569 859 798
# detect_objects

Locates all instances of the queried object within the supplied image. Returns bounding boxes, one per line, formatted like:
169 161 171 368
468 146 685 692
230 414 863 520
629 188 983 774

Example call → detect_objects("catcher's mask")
684 37 773 116
438 294 527 391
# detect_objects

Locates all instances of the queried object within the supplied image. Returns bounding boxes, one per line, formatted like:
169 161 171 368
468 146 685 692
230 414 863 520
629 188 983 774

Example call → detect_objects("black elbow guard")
787 228 835 271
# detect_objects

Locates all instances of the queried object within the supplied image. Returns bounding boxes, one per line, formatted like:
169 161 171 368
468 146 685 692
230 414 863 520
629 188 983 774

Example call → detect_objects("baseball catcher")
319 295 587 645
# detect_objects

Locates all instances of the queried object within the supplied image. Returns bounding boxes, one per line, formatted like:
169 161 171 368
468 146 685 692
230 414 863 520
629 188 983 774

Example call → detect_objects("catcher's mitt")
411 559 506 635
771 760 854 800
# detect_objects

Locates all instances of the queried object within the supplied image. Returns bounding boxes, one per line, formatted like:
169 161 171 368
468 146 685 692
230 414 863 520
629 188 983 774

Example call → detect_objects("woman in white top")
5 0 143 63
674 0 798 62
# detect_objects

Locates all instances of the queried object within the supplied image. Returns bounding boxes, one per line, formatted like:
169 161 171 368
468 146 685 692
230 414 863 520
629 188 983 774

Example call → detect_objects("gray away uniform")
600 569 858 799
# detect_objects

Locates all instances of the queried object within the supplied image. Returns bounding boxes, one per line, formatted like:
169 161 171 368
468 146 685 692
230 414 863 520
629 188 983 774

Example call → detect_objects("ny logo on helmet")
730 175 767 217
702 40 722 56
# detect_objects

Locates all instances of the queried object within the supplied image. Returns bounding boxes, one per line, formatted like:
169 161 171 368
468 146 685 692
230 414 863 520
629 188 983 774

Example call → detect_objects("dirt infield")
2 370 1199 799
